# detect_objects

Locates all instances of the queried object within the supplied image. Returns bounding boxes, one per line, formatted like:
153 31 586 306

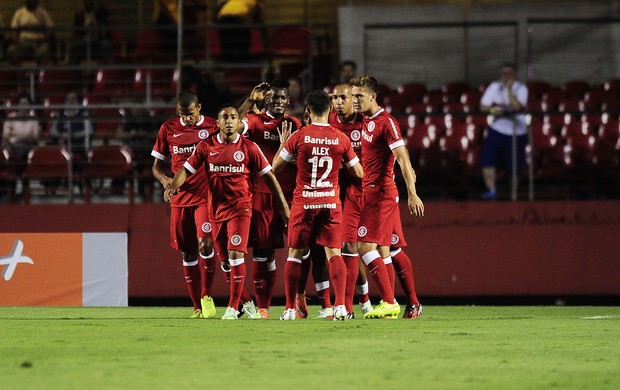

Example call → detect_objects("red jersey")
152 115 218 207
280 122 359 208
184 133 271 222
329 111 364 195
243 111 302 197
360 108 405 190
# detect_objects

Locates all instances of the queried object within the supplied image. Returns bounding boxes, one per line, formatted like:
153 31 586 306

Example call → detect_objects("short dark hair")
177 90 200 108
501 62 516 71
349 75 378 94
340 60 357 70
269 79 290 91
305 90 330 116
216 105 238 117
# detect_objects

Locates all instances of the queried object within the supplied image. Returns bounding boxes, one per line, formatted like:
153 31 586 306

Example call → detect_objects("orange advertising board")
0 234 83 306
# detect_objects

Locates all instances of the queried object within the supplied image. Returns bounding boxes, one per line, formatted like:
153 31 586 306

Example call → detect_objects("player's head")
500 62 517 85
217 106 240 137
305 90 330 117
330 83 354 116
349 75 378 114
264 79 290 117
177 90 201 127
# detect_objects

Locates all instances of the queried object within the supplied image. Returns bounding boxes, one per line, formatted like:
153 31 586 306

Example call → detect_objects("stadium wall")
1 201 618 304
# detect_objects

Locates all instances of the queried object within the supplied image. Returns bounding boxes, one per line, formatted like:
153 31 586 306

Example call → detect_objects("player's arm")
262 170 290 222
346 160 363 180
392 145 424 217
164 166 190 203
238 82 269 117
152 158 173 189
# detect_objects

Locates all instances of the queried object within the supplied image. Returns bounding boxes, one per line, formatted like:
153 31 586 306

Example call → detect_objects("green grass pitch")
1 306 619 389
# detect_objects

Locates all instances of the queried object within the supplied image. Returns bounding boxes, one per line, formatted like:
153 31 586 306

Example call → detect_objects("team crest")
391 234 399 245
198 129 209 139
231 235 242 245
234 151 245 162
351 130 361 141
367 122 375 133
202 222 212 233
358 226 367 237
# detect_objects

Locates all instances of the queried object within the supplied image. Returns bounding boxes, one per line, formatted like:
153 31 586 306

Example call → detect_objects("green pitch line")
1 306 619 389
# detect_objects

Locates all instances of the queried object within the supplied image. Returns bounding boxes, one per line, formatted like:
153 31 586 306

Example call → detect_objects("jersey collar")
369 108 385 120
180 115 205 127
216 132 240 144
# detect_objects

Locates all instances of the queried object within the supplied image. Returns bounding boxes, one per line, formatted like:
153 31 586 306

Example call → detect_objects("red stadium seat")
541 89 563 112
21 146 73 204
561 80 590 100
269 27 311 57
558 100 581 114
604 79 620 99
580 89 608 113
527 80 552 101
442 82 469 103
406 103 427 116
0 148 19 202
81 145 135 203
37 69 83 99
383 92 408 115
443 102 466 115
423 89 443 106
398 82 427 103
92 68 134 96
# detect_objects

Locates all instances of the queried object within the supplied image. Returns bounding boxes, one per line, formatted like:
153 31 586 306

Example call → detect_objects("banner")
0 233 127 306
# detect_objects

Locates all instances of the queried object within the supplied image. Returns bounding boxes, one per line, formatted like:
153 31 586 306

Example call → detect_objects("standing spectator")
49 91 93 159
479 63 528 200
165 105 289 319
339 60 357 84
68 0 112 64
2 93 39 161
216 0 264 62
6 0 54 65
272 90 363 321
286 77 305 121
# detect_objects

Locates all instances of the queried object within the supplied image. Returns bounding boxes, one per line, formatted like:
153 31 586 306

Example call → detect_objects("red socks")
199 250 215 298
391 248 420 306
342 252 359 313
284 257 302 309
252 257 269 308
327 255 346 306
383 256 396 293
183 259 201 310
361 250 395 304
227 258 246 309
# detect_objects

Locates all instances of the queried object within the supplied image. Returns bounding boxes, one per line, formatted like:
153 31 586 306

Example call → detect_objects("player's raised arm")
392 145 424 217
238 82 270 118
272 121 293 173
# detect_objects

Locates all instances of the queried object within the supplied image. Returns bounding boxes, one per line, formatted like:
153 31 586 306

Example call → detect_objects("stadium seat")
376 84 392 106
383 92 408 115
37 69 83 99
84 95 121 143
133 29 162 63
269 27 311 57
441 82 470 103
443 102 466 115
398 82 427 103
406 103 427 116
92 68 134 97
527 80 552 102
558 99 581 115
423 89 444 106
561 80 590 100
541 89 563 112
0 148 18 202
81 145 135 203
580 89 608 113
466 113 490 129
131 68 174 99
543 113 568 135
21 146 73 204
424 115 447 133
601 99 620 115
604 79 620 99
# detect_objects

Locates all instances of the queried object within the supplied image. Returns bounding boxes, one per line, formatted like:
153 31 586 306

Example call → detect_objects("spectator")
216 0 264 62
6 0 54 65
479 63 528 200
286 76 305 120
152 0 205 56
1 93 39 161
339 60 357 84
68 0 112 64
49 91 93 158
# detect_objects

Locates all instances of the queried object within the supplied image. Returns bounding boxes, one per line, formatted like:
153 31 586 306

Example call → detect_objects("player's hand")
160 176 173 189
250 82 270 102
277 121 293 144
163 186 179 203
408 194 424 217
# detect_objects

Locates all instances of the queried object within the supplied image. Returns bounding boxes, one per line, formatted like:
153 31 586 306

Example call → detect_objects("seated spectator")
1 93 40 161
68 0 112 64
48 91 93 158
6 0 55 65
117 98 156 159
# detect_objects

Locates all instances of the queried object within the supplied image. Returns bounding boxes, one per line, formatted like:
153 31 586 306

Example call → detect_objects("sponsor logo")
388 118 400 139
202 222 212 233
198 130 209 139
391 234 399 245
302 189 335 198
209 163 245 173
358 226 368 237
350 130 361 141
231 235 242 245
263 131 279 141
234 151 245 162
0 239 34 281
303 203 337 210
362 130 374 143
172 145 196 154
367 121 375 132
304 135 339 145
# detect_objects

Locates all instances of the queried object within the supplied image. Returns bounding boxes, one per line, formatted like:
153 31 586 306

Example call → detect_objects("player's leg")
389 211 422 318
294 248 311 319
281 246 306 320
355 256 373 314
195 205 216 318
316 207 346 320
171 207 202 317
310 241 332 319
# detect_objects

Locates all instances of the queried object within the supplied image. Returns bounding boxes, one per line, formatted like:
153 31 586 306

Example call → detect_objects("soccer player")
272 90 363 321
350 76 424 319
241 80 303 318
166 106 290 320
331 83 423 319
151 91 218 319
